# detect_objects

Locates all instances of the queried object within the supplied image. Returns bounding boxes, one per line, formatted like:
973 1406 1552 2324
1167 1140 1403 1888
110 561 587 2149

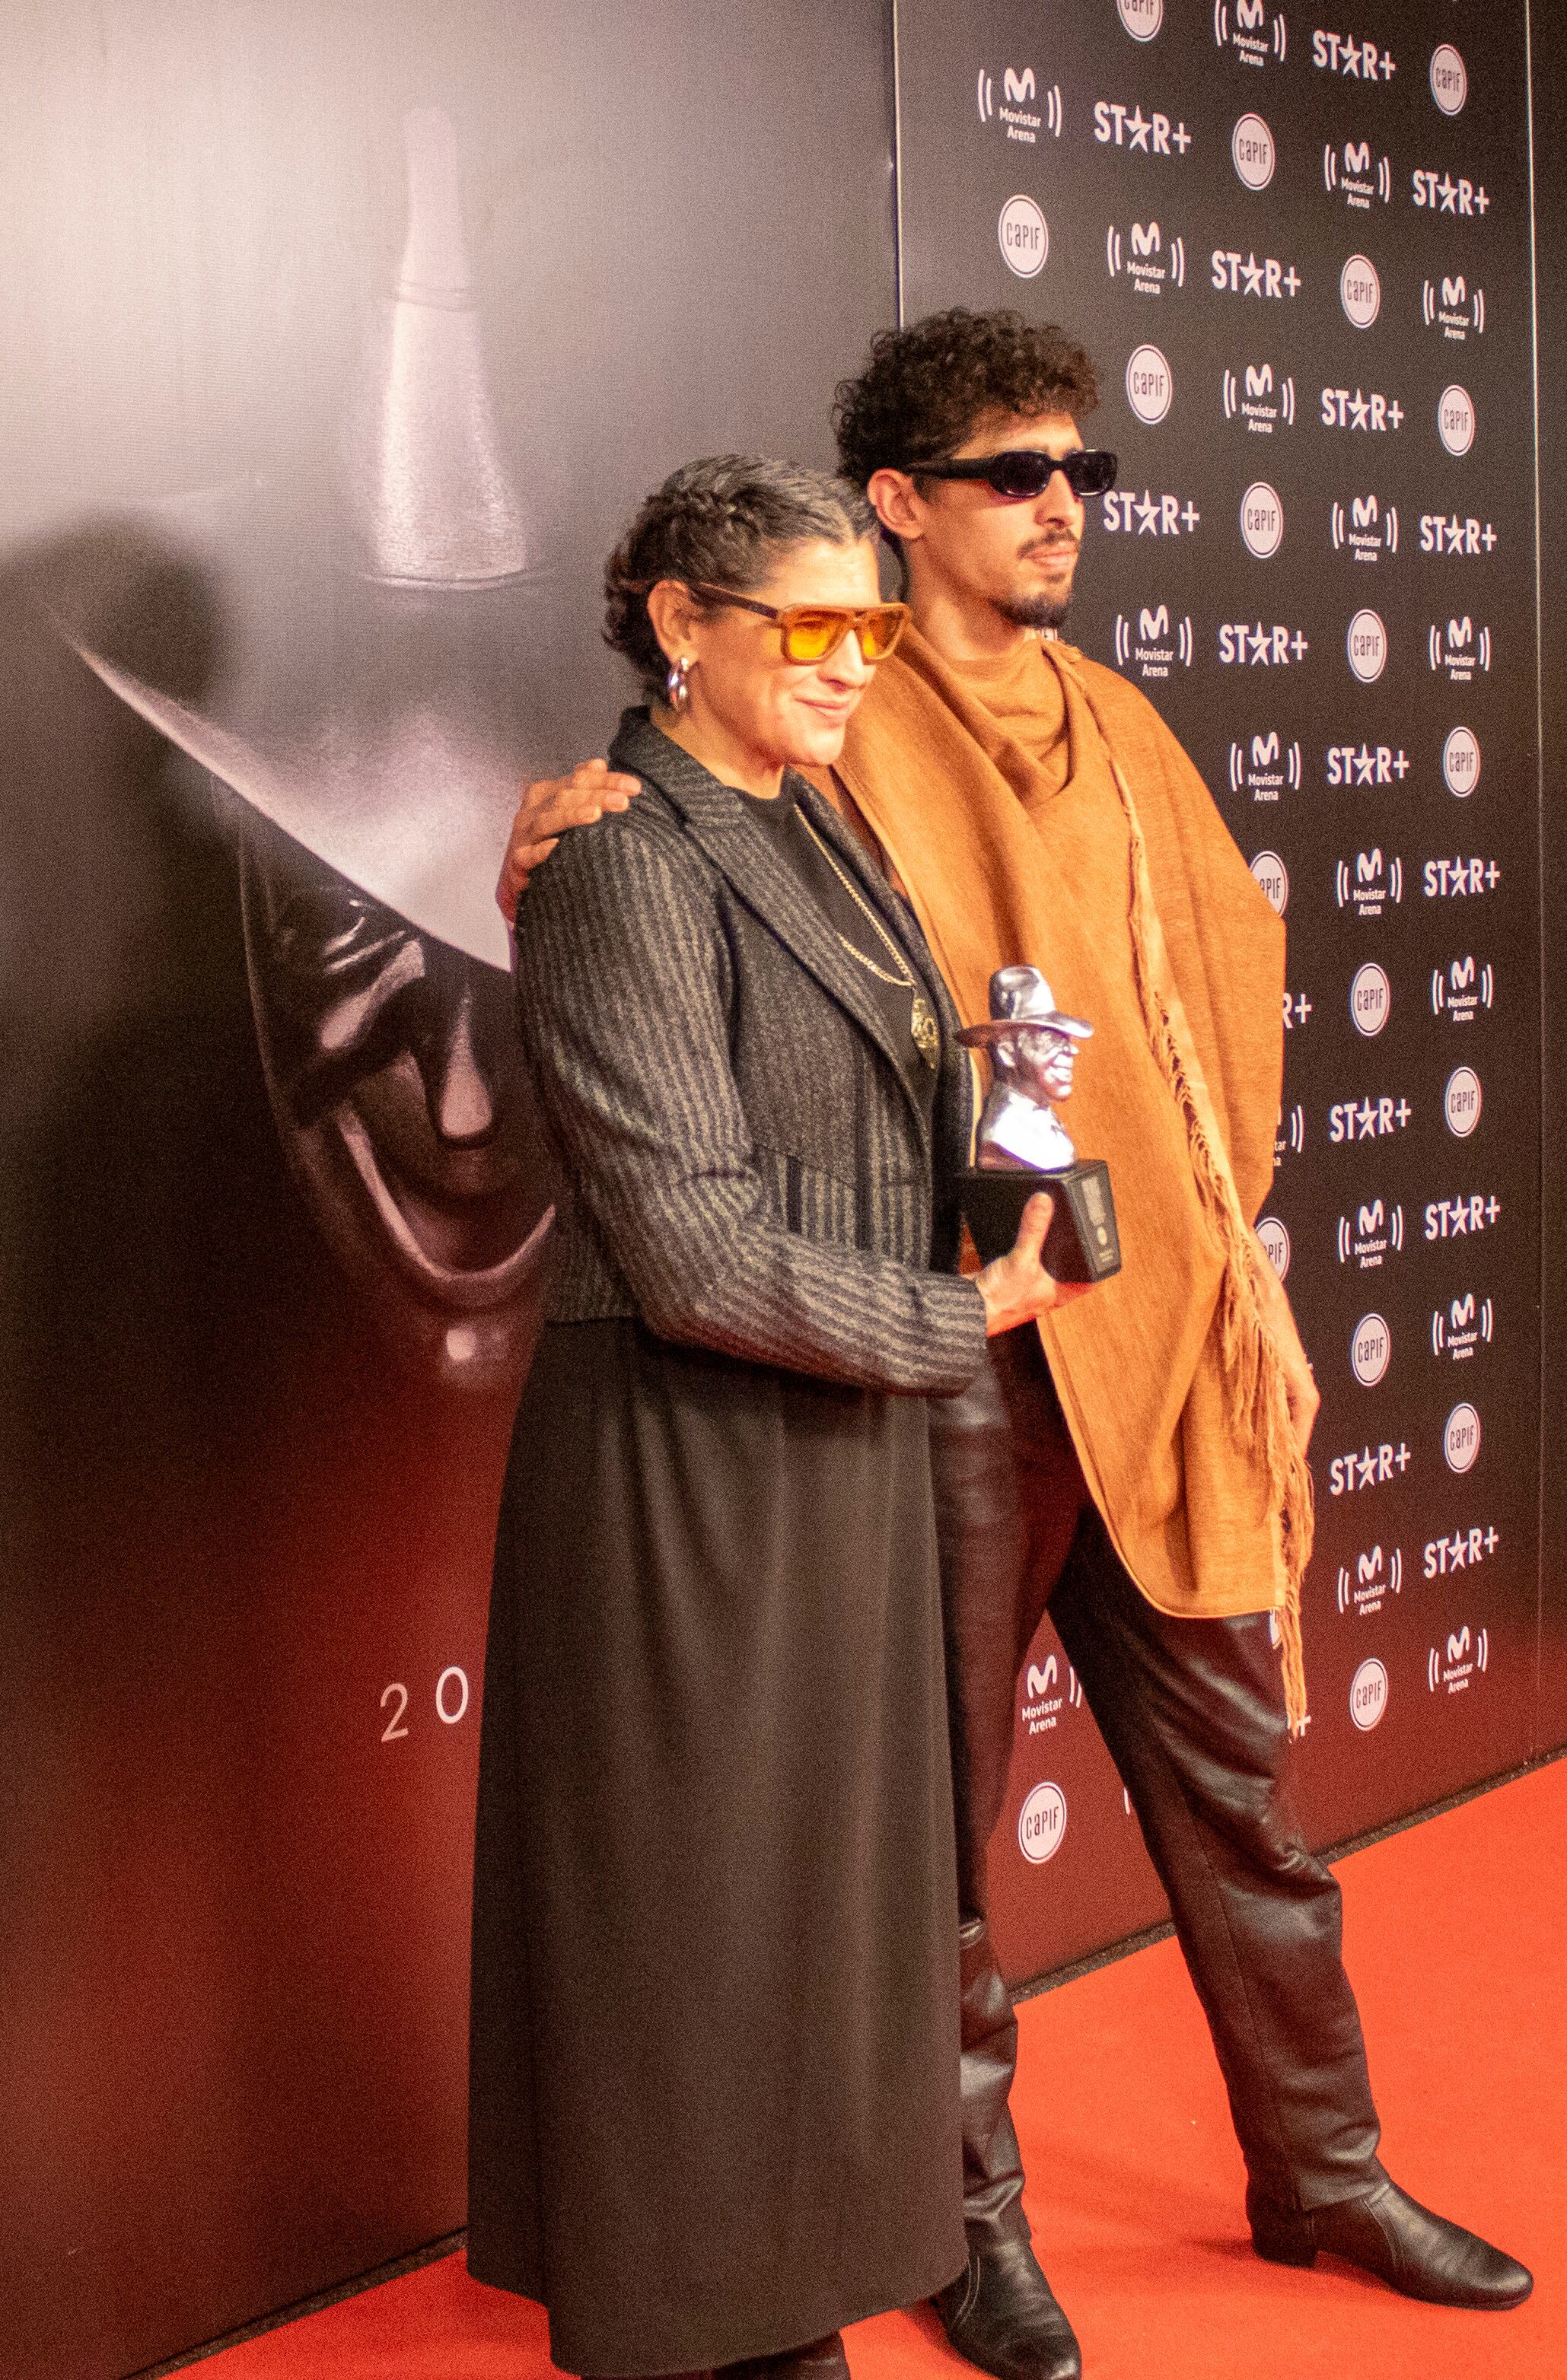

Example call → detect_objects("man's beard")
1000 589 1073 632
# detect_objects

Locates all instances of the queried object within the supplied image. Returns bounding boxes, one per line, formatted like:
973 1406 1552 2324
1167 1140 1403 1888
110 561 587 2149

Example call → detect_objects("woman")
467 457 1070 2380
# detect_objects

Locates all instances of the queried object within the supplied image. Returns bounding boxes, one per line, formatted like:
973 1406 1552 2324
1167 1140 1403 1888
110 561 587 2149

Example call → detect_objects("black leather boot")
932 1921 1081 2380
1250 2175 1533 2308
934 2238 1081 2380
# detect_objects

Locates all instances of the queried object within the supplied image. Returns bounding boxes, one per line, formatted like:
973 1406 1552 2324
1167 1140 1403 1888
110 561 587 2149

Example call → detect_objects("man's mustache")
1018 533 1080 563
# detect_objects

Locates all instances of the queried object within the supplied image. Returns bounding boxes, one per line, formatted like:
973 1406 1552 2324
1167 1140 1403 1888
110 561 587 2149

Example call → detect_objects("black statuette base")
959 1160 1122 1284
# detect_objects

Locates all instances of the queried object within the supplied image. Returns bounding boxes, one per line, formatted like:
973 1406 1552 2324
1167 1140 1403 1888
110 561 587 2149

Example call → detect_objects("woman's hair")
833 309 1099 488
604 454 876 698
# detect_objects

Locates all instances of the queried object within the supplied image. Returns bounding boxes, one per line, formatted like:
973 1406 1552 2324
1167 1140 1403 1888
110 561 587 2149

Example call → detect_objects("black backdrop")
0 6 1562 2377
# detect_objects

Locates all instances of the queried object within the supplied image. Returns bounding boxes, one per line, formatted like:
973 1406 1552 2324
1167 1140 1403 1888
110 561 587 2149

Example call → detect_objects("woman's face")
668 536 884 773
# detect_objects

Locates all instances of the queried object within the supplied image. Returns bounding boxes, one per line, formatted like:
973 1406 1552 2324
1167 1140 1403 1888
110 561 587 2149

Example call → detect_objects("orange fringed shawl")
828 628 1311 1727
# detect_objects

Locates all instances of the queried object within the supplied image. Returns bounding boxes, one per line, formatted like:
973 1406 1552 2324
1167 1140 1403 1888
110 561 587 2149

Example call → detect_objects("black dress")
468 729 982 2376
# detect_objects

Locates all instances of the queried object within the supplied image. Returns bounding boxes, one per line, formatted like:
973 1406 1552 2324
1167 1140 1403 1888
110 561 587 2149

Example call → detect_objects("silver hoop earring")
665 655 693 714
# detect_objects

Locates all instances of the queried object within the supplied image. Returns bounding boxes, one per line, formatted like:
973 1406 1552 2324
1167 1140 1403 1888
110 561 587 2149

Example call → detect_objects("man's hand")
495 759 641 923
1254 1233 1320 1456
975 1193 1092 1336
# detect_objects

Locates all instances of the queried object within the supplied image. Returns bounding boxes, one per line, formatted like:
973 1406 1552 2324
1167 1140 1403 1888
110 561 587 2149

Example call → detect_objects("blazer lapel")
611 712 933 1133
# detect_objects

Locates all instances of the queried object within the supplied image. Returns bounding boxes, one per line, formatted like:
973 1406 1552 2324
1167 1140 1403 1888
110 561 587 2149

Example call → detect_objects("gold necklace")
795 810 940 1070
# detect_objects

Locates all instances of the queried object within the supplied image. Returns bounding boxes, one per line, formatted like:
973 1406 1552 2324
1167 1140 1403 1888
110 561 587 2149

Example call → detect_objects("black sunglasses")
915 448 1119 502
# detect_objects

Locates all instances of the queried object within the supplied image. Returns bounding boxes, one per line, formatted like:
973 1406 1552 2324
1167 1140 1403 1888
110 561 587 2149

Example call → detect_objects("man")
496 311 1530 2378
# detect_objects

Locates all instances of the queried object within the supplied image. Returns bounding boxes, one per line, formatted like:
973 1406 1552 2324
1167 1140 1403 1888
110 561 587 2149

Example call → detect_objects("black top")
740 774 939 1121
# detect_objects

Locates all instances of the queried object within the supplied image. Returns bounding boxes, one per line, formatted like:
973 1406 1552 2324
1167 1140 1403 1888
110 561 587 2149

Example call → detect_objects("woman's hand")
496 760 642 922
975 1193 1092 1337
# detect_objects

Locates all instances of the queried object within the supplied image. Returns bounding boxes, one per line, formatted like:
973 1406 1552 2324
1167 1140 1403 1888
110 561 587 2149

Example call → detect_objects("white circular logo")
1257 1217 1291 1279
1346 609 1388 683
1350 1657 1389 1732
1240 482 1285 558
1444 1065 1483 1138
1438 385 1476 457
1443 726 1482 799
1351 961 1391 1038
1119 0 1164 35
1444 1403 1482 1473
1126 342 1174 426
1431 44 1468 116
1250 850 1288 914
1231 113 1276 190
1352 1312 1392 1386
1339 254 1381 329
1018 1780 1069 1864
998 195 1049 279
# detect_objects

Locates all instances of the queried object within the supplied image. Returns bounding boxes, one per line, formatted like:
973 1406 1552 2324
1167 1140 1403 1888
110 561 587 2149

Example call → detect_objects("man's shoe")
933 2237 1081 2380
1250 2177 1533 2309
720 2333 849 2380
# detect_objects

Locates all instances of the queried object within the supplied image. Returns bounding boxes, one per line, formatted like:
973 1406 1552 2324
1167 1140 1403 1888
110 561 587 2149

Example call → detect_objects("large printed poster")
892 0 1543 1984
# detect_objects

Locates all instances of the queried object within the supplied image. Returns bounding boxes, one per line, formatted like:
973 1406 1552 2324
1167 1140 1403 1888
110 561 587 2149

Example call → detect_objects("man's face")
881 410 1087 633
235 811 552 1392
1005 1023 1078 1106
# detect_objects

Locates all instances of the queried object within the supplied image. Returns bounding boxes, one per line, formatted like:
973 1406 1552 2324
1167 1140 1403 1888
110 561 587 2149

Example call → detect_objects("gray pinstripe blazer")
510 708 988 1397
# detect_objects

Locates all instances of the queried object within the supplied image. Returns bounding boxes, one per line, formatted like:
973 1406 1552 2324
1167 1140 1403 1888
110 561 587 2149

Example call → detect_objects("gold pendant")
911 994 940 1070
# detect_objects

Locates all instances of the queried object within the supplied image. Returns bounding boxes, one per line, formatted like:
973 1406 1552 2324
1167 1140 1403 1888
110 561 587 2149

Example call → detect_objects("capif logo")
1337 1542 1403 1615
1332 494 1398 561
1018 1779 1069 1863
1222 362 1297 432
1107 219 1187 294
1430 43 1467 115
1432 1290 1493 1361
1443 1401 1482 1474
1231 113 1276 188
1119 0 1164 38
1240 482 1285 557
1431 954 1494 1024
1444 1065 1483 1138
1350 1656 1390 1730
1250 850 1288 912
1229 730 1301 801
1351 1310 1392 1385
1350 961 1391 1038
1339 253 1382 328
1126 342 1174 424
1325 138 1391 208
1336 847 1403 916
1312 31 1397 82
1336 1197 1404 1268
1429 616 1492 682
1443 727 1482 798
1114 605 1193 679
1423 275 1486 341
998 196 1049 279
1321 386 1404 431
1438 385 1476 455
1215 2 1288 65
1257 1215 1291 1276
1346 608 1387 682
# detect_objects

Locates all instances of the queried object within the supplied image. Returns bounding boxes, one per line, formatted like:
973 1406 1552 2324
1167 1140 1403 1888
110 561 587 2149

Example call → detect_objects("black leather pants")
929 1330 1384 2246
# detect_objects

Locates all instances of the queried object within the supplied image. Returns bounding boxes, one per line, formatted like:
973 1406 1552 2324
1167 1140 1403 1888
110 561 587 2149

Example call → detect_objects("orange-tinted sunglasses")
688 583 911 664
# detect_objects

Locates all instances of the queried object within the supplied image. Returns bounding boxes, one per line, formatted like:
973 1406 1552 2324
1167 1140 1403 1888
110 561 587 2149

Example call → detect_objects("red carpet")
206 1761 1565 2379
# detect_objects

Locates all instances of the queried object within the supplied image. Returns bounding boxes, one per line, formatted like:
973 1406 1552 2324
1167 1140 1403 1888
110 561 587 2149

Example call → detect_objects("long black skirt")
467 1319 963 2375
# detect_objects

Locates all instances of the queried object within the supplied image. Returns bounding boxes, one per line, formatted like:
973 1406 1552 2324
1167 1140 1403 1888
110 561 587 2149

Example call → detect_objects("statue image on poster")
55 107 564 1391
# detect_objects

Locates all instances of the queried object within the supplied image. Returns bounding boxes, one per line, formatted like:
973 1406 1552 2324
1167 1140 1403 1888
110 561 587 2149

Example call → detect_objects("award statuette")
957 966 1123 1285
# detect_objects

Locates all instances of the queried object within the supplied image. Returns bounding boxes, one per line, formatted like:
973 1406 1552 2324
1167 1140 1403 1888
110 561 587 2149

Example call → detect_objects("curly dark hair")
604 455 877 699
832 310 1099 488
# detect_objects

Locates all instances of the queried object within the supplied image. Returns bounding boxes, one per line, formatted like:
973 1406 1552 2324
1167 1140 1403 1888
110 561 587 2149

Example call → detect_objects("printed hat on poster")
56 105 557 975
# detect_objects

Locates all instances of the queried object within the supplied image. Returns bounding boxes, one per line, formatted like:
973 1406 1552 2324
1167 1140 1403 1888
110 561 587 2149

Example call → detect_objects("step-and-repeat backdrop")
0 4 1559 2374
893 0 1546 1981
